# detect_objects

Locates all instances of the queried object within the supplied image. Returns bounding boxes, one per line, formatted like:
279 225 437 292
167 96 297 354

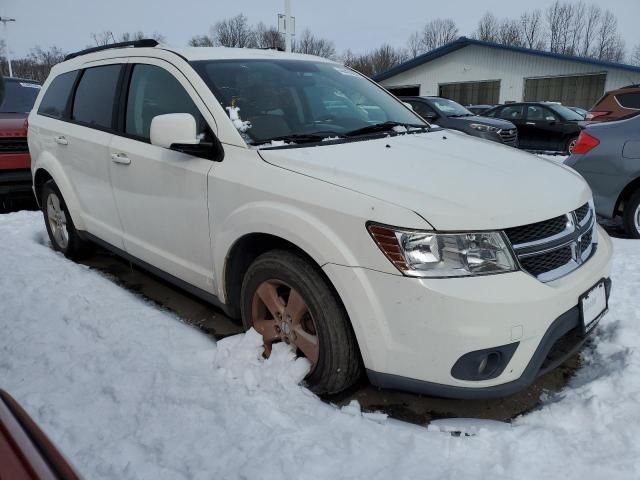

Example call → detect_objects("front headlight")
368 224 517 278
469 123 499 133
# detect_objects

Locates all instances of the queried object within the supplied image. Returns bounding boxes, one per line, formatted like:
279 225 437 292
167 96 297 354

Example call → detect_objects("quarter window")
37 71 79 119
616 92 640 110
72 65 122 129
125 64 205 141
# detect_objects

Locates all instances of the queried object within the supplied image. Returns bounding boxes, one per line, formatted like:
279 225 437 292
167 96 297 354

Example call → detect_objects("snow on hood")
259 131 590 230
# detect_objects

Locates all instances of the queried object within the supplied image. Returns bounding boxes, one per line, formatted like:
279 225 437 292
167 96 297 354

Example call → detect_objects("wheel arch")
32 153 85 231
614 175 640 217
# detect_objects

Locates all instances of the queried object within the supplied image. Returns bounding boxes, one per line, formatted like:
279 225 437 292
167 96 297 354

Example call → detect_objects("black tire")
566 136 579 155
240 250 363 395
622 190 640 239
41 180 89 259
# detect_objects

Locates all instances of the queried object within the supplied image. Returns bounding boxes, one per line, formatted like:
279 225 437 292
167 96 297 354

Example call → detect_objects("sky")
2 0 639 59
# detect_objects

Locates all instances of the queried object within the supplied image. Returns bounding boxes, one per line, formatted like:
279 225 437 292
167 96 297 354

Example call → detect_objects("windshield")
548 104 584 121
430 98 474 117
0 80 41 113
192 59 427 145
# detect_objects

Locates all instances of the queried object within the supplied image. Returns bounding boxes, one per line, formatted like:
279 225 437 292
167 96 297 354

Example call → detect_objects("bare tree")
188 35 214 47
343 45 408 77
254 22 284 50
294 29 336 59
211 14 256 48
421 19 459 51
497 18 523 47
406 31 423 58
581 4 601 57
90 30 165 46
90 31 116 46
520 10 545 49
475 12 500 42
594 10 625 61
0 46 66 82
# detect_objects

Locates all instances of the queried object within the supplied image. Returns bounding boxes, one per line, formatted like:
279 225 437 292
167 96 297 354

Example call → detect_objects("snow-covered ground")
2 211 640 480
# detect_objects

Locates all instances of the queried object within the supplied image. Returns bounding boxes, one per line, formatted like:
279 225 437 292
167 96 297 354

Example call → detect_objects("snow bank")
1 211 639 479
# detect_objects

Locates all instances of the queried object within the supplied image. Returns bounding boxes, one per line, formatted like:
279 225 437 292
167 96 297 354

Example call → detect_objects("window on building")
524 74 606 109
438 80 500 106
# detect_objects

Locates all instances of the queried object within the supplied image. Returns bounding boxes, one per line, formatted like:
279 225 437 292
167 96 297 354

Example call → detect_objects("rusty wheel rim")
251 279 319 371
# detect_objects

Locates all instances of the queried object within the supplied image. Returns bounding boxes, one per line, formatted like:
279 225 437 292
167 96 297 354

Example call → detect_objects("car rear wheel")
622 190 640 239
41 180 88 259
240 250 362 395
566 136 579 154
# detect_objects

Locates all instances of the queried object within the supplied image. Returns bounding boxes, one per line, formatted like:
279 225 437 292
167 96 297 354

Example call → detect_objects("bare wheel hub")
251 279 319 370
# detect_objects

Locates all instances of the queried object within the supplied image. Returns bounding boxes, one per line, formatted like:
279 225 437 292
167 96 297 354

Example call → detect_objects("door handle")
55 135 68 145
111 153 131 165
526 122 536 125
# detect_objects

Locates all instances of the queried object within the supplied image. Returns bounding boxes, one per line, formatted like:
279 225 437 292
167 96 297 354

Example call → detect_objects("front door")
524 105 562 150
108 60 217 292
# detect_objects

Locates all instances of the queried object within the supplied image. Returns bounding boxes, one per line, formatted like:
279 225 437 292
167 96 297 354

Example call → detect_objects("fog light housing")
451 343 519 381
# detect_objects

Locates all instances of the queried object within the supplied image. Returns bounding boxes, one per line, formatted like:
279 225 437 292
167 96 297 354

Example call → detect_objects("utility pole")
0 17 16 77
284 0 292 53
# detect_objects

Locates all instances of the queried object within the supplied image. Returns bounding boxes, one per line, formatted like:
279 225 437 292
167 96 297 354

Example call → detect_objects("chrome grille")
505 203 596 282
498 128 518 147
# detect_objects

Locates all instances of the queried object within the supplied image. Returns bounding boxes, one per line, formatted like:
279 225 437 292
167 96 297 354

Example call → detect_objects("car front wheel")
240 250 362 395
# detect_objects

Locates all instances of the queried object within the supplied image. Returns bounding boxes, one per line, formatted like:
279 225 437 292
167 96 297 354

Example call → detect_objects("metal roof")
372 36 640 82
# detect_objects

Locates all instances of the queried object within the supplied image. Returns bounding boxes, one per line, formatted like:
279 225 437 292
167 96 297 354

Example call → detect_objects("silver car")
566 113 640 238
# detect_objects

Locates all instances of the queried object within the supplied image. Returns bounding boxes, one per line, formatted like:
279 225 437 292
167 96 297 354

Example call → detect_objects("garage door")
524 74 606 109
438 80 500 105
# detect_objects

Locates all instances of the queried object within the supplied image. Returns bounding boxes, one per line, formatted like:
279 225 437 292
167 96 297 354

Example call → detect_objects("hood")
450 115 515 129
259 131 591 230
0 113 28 138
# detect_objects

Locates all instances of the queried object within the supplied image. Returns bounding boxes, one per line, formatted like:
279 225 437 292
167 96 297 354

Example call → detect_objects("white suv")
28 40 613 398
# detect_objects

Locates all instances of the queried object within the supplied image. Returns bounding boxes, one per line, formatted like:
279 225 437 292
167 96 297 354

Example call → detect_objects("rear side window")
499 105 524 120
125 64 205 141
37 71 78 119
616 92 640 110
72 65 122 129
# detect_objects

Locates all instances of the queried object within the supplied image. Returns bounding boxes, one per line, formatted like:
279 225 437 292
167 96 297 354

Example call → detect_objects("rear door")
63 62 126 247
108 59 217 292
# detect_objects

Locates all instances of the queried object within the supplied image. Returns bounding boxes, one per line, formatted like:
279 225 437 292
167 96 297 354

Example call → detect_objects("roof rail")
64 38 159 61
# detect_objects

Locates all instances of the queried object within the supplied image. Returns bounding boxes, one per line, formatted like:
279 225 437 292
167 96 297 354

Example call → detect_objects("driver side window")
126 64 206 141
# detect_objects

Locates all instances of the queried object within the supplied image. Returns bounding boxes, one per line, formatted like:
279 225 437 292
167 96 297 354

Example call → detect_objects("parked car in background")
565 113 640 238
567 106 588 118
466 104 497 115
29 40 612 399
587 84 640 122
1 77 41 205
0 389 80 479
401 96 518 146
483 102 584 153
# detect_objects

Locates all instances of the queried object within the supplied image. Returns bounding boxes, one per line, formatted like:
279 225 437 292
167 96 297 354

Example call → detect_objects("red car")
0 389 80 479
0 77 41 205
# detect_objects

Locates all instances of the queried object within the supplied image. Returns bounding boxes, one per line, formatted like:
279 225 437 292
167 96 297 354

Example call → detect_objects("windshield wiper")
254 132 342 146
344 121 428 137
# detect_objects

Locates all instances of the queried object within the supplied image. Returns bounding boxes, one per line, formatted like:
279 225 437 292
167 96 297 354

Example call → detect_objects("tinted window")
37 71 78 119
527 105 557 121
1 80 41 113
126 64 206 140
617 92 640 110
72 65 122 129
409 101 436 119
498 105 524 120
547 104 584 121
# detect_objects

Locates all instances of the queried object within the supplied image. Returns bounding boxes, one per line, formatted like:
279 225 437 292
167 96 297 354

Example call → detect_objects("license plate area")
580 279 608 333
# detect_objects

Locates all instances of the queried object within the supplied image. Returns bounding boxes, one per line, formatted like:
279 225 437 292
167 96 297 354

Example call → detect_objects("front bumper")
323 225 613 399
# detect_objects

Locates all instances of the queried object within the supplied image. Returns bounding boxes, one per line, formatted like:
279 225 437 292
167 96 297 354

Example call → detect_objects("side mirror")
150 113 224 161
150 113 198 149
